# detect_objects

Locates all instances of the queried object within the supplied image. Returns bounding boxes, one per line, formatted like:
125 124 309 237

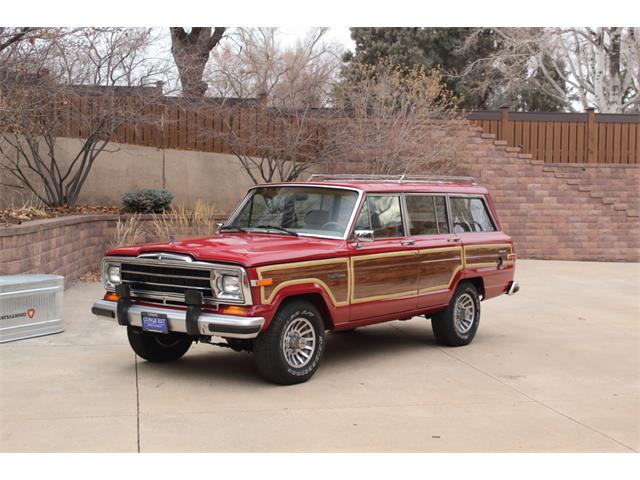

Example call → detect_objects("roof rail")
307 174 478 185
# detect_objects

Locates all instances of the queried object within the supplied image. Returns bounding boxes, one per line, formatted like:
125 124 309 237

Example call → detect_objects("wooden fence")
38 95 640 165
468 107 640 164
49 96 325 160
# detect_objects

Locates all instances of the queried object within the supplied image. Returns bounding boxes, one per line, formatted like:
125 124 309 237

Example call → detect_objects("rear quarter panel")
461 234 516 300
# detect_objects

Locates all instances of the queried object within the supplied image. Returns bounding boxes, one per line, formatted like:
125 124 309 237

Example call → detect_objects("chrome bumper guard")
507 281 520 296
92 299 265 339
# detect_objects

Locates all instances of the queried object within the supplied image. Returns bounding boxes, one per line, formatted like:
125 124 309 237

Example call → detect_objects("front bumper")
92 299 265 339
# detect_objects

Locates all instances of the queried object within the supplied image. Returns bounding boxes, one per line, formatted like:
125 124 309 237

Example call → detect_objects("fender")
261 281 347 329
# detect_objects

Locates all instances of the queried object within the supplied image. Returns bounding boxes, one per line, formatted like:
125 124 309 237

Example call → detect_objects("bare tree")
0 28 171 207
169 27 226 97
223 104 332 183
0 28 35 53
330 61 467 175
205 27 341 108
218 60 466 182
465 27 639 113
185 28 344 183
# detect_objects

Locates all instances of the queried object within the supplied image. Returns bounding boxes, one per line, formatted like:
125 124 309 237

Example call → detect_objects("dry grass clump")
151 201 218 241
110 213 145 248
108 201 220 248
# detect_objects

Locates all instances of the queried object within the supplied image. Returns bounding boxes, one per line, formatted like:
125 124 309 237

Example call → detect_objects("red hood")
105 233 347 267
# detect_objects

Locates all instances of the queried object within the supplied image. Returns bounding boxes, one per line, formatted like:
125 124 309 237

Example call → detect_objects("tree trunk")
170 27 226 97
608 27 623 113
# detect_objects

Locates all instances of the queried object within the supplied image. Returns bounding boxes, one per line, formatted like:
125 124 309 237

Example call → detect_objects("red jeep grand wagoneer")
92 174 519 384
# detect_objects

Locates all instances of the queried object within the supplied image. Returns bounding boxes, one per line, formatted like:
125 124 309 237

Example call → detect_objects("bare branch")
0 28 170 207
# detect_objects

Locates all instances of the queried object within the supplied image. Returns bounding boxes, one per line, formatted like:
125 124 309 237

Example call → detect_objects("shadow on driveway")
134 322 437 385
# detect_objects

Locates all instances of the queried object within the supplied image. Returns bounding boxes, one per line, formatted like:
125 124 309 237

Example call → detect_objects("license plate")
141 313 169 334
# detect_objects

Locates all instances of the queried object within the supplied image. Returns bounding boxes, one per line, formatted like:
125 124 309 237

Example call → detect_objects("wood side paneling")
416 247 463 294
464 244 514 269
351 252 417 303
257 259 350 306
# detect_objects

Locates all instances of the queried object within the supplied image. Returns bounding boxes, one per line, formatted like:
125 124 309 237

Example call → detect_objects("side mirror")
354 229 374 242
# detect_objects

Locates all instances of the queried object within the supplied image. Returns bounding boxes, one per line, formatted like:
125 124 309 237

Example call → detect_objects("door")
349 194 419 321
405 194 465 309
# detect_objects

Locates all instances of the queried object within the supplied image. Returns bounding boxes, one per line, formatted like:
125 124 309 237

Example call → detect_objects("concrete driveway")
1 260 639 452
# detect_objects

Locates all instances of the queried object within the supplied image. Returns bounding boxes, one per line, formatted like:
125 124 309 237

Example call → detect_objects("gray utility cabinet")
0 275 64 343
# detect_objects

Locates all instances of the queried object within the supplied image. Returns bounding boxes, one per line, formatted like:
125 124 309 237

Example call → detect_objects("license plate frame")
141 312 169 334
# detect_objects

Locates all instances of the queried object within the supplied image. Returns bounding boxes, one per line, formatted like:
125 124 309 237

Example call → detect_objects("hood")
105 233 347 267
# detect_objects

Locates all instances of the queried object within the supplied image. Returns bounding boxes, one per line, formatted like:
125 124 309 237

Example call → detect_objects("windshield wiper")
218 225 246 233
251 225 299 236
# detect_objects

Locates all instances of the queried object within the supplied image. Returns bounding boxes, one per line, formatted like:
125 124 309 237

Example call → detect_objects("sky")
278 27 354 50
155 27 355 65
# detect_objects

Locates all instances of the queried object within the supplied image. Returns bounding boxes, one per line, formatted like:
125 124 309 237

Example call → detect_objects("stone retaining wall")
328 126 640 262
0 214 223 287
1 215 126 287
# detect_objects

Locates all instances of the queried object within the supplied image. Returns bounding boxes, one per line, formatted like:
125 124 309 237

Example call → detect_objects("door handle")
400 239 416 246
447 237 461 243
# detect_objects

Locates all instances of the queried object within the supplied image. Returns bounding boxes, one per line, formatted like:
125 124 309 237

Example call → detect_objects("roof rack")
307 174 478 185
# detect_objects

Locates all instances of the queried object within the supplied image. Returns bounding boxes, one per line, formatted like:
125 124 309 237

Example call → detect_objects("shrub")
122 189 173 214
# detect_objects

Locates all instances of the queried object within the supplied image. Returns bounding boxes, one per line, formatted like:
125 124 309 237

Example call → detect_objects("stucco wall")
0 138 257 211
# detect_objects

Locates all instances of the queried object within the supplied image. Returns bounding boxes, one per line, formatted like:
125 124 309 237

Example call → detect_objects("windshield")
228 186 360 238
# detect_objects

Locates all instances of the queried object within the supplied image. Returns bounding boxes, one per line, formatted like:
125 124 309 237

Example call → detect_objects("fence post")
586 107 596 163
500 105 511 145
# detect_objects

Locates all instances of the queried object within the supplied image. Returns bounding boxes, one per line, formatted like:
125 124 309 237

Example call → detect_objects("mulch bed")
78 270 102 283
0 205 122 227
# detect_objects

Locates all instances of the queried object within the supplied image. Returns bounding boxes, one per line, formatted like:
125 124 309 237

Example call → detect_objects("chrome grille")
120 262 216 305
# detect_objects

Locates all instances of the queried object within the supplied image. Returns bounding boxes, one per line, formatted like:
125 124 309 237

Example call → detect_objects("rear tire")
253 300 325 385
127 327 192 362
431 283 481 346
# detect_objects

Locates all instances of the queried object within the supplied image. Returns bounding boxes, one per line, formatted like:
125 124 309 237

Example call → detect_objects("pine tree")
343 28 568 111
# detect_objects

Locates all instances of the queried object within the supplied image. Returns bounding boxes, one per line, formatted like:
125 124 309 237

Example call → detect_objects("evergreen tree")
507 54 569 112
343 28 497 110
343 28 568 112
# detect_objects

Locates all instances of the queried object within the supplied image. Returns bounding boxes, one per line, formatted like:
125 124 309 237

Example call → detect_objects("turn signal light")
104 292 120 302
220 305 248 316
253 279 273 287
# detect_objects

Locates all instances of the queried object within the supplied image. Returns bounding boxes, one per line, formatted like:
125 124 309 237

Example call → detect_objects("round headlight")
220 274 240 294
107 265 121 284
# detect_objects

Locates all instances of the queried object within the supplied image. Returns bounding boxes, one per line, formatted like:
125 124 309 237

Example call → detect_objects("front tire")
253 300 325 385
127 326 193 362
431 283 481 346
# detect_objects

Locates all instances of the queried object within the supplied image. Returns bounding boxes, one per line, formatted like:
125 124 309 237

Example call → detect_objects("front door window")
354 195 404 238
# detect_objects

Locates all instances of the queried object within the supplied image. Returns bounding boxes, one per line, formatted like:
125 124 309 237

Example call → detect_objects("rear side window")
406 195 449 235
450 197 496 233
355 195 404 238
